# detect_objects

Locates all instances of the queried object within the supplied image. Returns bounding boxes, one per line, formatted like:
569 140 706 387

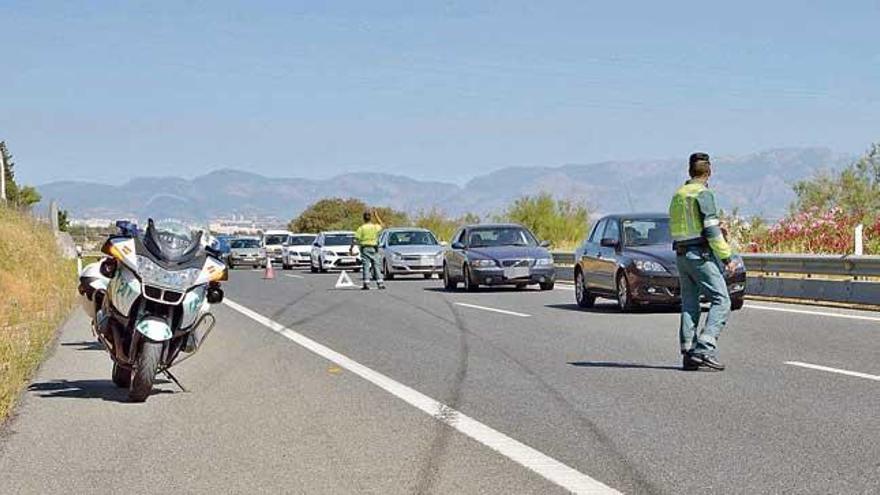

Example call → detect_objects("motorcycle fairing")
103 237 138 271
108 266 141 317
195 256 228 285
180 286 208 329
135 316 173 341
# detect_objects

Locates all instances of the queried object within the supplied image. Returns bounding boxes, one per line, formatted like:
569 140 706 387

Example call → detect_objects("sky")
2 0 878 186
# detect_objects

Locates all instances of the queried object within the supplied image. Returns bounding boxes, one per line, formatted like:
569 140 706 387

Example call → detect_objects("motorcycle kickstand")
163 369 188 393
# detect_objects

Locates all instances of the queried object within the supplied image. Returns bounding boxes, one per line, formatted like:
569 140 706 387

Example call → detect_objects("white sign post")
855 224 864 256
0 142 6 203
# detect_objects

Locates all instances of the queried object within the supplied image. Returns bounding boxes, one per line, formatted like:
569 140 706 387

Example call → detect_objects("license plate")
504 267 530 279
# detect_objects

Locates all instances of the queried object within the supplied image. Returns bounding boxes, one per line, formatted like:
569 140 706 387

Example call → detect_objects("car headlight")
634 259 668 273
731 257 746 272
136 255 200 291
470 259 496 267
322 249 337 258
535 258 553 266
390 251 403 261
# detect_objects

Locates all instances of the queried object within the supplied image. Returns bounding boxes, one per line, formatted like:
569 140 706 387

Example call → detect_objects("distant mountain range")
38 147 850 222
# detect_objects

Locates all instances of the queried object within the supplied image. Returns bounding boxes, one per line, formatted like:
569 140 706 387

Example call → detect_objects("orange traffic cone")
263 258 276 280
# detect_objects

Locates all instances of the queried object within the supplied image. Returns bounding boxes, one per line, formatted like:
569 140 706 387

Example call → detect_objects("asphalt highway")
2 268 880 494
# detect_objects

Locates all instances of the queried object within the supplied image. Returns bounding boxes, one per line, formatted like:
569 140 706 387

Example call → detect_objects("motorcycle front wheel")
129 340 163 402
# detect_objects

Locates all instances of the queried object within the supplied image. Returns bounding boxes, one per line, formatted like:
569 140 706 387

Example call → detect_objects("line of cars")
221 212 747 312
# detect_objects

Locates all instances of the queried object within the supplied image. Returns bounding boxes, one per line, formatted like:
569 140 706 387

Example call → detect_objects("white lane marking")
223 298 617 494
555 285 575 291
746 304 880 322
284 274 305 279
453 302 532 318
785 361 880 382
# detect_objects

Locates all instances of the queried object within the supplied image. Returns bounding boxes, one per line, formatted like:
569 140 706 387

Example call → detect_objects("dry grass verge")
0 207 76 421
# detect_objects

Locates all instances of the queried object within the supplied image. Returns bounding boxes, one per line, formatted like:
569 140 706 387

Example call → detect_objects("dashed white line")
785 361 880 382
223 298 618 494
284 274 305 279
746 304 880 322
453 302 532 318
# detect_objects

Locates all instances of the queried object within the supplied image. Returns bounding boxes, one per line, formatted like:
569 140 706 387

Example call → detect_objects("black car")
573 213 746 311
443 223 556 291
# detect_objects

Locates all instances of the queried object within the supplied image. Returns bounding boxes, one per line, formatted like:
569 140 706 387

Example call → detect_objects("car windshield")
387 231 438 246
468 227 536 247
622 219 672 246
231 238 260 249
324 234 353 246
264 234 288 246
289 235 316 246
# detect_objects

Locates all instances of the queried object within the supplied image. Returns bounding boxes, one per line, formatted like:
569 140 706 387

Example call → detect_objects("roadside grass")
0 207 77 422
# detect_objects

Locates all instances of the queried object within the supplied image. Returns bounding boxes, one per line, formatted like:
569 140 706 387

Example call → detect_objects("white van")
261 229 293 267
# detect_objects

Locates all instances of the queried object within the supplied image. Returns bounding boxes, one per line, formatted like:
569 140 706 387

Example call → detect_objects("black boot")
682 353 700 371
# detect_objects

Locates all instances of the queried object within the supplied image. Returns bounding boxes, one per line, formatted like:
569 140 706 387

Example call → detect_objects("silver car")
378 228 445 279
227 237 263 269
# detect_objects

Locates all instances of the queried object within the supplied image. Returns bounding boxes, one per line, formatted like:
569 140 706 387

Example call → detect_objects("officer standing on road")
351 211 386 290
669 152 736 371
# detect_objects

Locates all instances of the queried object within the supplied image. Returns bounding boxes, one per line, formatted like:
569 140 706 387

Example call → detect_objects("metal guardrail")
740 253 880 278
551 251 880 307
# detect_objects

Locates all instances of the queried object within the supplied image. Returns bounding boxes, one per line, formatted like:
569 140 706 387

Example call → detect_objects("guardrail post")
855 224 864 256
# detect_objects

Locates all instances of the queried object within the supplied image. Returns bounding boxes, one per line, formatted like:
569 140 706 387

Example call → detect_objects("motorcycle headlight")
731 257 746 272
137 255 200 291
535 258 553 266
634 259 668 273
471 259 495 268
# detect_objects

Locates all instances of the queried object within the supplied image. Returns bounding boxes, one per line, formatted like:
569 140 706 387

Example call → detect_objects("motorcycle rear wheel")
129 340 163 402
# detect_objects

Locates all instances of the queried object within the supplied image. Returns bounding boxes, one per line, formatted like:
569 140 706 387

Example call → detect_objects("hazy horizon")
32 144 854 188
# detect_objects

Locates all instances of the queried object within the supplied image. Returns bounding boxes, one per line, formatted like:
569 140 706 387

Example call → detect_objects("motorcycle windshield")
144 219 204 263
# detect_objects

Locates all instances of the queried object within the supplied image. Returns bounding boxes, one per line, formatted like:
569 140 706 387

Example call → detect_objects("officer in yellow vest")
351 211 385 290
669 153 735 371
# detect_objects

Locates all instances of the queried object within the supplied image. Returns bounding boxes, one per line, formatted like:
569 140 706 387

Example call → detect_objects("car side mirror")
600 238 620 249
539 240 551 248
451 242 465 250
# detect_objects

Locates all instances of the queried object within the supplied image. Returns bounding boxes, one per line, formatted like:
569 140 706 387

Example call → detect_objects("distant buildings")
209 215 287 235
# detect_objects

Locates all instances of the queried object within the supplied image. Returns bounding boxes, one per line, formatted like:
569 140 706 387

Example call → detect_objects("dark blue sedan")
442 223 556 291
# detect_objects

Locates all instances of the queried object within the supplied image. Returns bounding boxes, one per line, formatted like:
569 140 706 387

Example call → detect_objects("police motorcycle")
78 219 228 402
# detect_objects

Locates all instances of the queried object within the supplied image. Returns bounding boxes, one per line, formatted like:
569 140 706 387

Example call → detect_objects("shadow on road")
60 340 105 351
568 361 683 371
546 303 683 314
28 379 174 402
423 286 537 294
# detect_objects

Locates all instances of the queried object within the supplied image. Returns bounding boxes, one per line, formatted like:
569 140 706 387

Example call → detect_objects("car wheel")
443 264 457 291
228 259 235 270
575 270 595 308
310 257 318 273
539 281 555 291
282 263 291 270
616 271 635 312
318 257 326 273
731 296 744 311
463 265 477 292
383 260 395 280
